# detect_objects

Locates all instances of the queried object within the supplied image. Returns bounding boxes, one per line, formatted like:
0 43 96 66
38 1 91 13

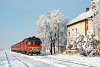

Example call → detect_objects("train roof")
23 36 41 42
11 43 20 47
11 36 41 47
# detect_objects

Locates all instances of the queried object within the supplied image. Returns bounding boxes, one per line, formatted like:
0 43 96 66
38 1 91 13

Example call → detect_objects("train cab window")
35 41 40 44
27 40 42 45
32 41 35 44
31 40 41 44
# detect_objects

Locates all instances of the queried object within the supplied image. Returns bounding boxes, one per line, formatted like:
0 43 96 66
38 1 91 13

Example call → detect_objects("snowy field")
0 50 100 67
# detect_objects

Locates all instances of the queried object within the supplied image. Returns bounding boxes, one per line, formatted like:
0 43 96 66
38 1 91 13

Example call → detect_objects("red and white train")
11 36 42 55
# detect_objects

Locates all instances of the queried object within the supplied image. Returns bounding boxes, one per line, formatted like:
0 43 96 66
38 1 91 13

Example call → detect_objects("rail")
5 51 11 67
5 51 29 67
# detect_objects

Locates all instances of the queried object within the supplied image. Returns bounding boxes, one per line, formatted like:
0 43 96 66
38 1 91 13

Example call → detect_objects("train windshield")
28 40 41 45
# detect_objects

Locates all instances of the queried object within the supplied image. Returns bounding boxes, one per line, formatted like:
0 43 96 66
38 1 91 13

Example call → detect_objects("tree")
37 9 68 53
92 0 100 15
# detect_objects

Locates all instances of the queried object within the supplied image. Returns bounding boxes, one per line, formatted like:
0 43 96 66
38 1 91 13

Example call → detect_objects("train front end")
27 37 42 55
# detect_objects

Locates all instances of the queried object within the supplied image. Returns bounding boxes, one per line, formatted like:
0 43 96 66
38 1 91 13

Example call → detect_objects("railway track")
42 56 95 67
5 51 11 67
12 55 29 67
5 51 30 67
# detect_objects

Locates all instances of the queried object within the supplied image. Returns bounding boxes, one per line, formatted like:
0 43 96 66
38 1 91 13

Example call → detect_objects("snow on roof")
67 9 94 26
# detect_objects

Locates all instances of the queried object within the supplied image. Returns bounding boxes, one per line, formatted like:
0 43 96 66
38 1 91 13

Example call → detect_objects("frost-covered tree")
92 0 100 15
92 0 100 40
67 29 98 56
37 10 68 52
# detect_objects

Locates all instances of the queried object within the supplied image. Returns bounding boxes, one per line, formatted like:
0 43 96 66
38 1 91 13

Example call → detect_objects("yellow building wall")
67 21 85 42
67 20 94 42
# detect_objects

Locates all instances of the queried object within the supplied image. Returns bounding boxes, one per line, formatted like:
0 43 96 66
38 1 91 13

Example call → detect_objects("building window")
68 31 70 36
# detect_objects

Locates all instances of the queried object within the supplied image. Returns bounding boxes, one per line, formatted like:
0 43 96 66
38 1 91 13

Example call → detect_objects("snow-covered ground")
0 50 100 67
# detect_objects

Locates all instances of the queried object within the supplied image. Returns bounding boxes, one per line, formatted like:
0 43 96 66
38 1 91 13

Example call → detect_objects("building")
67 8 94 42
67 0 100 43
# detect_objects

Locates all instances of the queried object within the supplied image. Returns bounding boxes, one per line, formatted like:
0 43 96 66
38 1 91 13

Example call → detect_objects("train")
11 36 42 55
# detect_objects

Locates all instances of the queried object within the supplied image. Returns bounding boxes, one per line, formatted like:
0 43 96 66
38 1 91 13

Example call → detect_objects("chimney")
86 8 89 12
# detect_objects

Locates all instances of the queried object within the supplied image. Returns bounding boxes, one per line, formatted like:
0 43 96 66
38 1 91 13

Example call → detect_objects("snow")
67 9 93 26
0 50 100 67
0 50 53 67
